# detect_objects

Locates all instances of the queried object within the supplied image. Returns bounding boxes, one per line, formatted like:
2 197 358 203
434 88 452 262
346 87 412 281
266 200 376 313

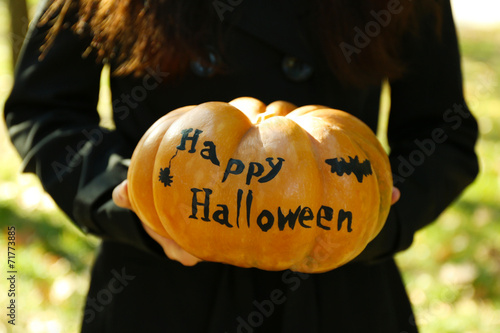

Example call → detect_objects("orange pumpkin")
128 97 392 273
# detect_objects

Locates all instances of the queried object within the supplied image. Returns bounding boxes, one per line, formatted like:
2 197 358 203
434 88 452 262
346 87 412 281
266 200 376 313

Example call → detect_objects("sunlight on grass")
394 24 500 333
0 2 499 333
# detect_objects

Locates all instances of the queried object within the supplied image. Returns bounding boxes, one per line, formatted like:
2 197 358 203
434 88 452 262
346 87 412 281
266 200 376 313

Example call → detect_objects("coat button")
282 55 313 82
191 49 219 78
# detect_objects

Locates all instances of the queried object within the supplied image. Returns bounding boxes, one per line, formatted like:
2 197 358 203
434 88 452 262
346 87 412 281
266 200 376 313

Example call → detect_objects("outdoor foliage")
0 1 498 332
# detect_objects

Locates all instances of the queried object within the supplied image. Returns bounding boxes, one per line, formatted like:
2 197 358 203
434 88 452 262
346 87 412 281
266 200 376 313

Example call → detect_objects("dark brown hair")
312 0 441 85
41 0 441 85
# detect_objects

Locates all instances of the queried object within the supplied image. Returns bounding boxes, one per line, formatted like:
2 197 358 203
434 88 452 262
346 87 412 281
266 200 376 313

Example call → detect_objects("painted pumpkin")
128 97 392 273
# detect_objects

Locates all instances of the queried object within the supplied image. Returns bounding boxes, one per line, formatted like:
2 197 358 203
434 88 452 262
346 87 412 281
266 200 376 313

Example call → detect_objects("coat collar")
225 0 316 65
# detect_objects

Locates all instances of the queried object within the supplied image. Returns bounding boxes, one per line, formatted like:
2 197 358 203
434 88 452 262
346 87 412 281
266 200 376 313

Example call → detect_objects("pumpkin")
128 97 392 273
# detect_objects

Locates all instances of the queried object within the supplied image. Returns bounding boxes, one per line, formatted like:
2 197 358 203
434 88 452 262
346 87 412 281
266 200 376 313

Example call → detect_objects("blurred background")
0 0 499 332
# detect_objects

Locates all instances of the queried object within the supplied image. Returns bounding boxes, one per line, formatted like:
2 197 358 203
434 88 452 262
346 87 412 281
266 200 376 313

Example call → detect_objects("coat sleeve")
3 1 163 256
356 0 479 263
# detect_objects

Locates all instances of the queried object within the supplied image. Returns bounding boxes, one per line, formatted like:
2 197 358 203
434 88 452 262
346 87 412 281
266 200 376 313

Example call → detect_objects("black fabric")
81 242 415 333
3 0 478 332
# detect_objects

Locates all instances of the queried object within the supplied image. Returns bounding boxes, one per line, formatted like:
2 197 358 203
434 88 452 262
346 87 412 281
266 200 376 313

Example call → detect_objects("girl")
4 0 478 331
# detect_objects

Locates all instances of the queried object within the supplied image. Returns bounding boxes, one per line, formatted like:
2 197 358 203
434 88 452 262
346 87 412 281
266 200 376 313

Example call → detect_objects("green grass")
0 2 499 332
394 26 500 332
0 3 98 332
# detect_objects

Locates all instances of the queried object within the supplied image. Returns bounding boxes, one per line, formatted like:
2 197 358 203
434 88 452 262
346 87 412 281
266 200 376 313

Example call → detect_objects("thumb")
113 180 132 209
391 187 400 205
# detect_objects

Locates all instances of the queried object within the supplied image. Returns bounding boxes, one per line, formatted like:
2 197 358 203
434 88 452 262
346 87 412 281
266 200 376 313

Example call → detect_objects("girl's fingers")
391 187 401 205
142 223 202 266
112 180 132 209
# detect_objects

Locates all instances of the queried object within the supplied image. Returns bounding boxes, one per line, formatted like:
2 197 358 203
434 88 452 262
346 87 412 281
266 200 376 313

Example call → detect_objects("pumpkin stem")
255 110 277 124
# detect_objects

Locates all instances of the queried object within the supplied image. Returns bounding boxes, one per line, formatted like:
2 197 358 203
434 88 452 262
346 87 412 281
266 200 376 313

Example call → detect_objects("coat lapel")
226 0 316 64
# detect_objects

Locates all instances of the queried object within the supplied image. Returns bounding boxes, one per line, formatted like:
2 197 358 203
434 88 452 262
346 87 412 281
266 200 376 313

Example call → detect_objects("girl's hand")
112 180 202 266
391 187 400 205
113 180 399 266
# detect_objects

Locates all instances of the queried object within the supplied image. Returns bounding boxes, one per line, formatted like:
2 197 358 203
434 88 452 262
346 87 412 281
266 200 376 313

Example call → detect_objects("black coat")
4 0 478 332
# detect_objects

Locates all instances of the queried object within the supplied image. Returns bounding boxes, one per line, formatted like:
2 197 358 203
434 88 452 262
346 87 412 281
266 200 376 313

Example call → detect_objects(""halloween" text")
189 188 353 233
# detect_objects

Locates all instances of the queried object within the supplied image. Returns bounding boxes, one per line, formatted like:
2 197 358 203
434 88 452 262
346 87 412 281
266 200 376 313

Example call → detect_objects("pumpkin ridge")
349 131 391 232
129 105 195 238
292 117 331 271
285 114 346 272
249 116 322 269
329 122 388 247
290 114 382 270
295 112 391 238
341 130 382 245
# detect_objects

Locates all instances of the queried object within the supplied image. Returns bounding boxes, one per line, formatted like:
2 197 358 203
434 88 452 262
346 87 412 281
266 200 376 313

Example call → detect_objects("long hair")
41 0 441 86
